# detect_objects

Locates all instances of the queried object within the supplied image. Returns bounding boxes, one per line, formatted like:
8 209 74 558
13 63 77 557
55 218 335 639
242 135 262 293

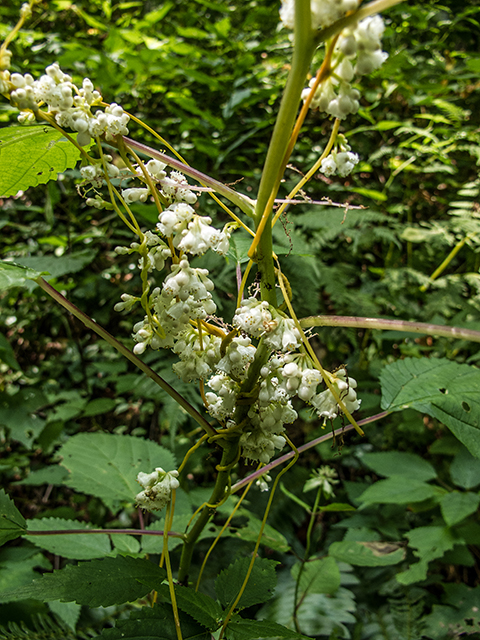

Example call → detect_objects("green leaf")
0 260 46 291
235 510 290 552
48 601 81 632
380 358 480 458
0 125 81 197
0 387 48 448
450 446 480 489
329 541 405 567
350 187 388 201
96 602 210 640
215 557 278 611
440 492 480 527
0 333 20 371
2 556 165 606
156 584 222 631
226 619 308 640
357 476 443 505
397 526 457 585
81 397 117 417
423 584 480 638
17 465 70 486
361 451 437 482
14 249 97 280
318 503 356 512
25 518 112 560
0 489 27 546
0 547 51 604
291 557 340 596
111 533 141 555
59 432 176 510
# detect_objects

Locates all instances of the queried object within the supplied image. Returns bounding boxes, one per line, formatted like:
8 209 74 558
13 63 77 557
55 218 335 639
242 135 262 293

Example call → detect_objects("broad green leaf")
14 249 97 280
0 260 46 291
329 541 405 566
0 387 48 448
319 503 356 512
450 447 480 489
291 557 340 596
2 556 165 606
440 492 480 527
235 510 290 552
81 397 117 417
423 584 480 638
0 333 20 371
0 547 51 604
397 526 458 585
25 518 112 560
48 601 81 632
96 602 209 640
59 432 176 510
215 557 279 611
357 476 443 505
17 465 69 486
361 451 437 482
380 358 480 458
111 533 141 554
0 125 81 197
0 489 27 546
156 584 222 631
350 187 388 201
226 619 308 640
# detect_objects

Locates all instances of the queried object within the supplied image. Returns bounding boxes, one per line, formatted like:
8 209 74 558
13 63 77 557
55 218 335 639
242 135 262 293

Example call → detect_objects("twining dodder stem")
177 436 241 585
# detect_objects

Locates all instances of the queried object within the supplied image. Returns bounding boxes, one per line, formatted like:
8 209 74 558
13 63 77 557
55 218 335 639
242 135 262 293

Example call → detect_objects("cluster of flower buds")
301 14 388 120
280 0 358 31
4 62 129 145
135 467 180 511
320 135 359 178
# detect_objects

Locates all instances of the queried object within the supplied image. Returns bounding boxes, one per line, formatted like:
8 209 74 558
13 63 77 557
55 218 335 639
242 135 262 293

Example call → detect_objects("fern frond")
0 615 96 640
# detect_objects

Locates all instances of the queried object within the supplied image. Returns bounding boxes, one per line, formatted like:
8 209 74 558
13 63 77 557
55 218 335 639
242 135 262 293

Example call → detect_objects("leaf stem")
122 137 255 218
24 528 186 538
231 411 390 493
299 314 480 343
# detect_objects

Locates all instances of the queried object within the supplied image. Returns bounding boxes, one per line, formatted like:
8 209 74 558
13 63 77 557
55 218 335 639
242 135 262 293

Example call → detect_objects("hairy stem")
231 411 390 493
299 314 480 344
122 137 255 217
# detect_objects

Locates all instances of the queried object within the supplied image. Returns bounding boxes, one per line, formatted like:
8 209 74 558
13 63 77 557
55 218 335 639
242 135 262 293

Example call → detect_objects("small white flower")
135 468 180 512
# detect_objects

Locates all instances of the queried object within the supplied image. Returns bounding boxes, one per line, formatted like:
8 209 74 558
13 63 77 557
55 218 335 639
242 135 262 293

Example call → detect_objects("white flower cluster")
6 62 129 145
135 467 180 512
263 356 361 423
302 15 388 119
280 0 358 31
233 298 301 351
320 137 359 178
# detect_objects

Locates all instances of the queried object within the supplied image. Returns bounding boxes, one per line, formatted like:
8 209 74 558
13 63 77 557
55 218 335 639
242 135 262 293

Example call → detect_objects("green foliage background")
1 0 480 638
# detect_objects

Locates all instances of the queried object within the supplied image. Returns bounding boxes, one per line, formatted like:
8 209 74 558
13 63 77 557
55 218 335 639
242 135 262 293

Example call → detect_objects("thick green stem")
177 437 241 585
254 0 316 306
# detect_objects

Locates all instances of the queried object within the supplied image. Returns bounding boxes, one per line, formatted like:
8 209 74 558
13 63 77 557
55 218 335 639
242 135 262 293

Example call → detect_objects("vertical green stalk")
177 436 241 585
254 0 316 306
